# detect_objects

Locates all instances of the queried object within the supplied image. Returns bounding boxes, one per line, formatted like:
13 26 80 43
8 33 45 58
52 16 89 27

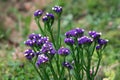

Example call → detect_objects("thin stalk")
30 61 43 80
36 19 44 35
59 57 66 80
86 42 96 80
70 46 81 80
47 24 56 48
57 15 61 49
68 69 71 80
87 54 92 80
49 60 58 80
93 54 102 77
42 67 50 80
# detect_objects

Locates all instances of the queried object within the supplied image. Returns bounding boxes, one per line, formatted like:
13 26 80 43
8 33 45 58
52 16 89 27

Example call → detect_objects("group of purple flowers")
64 28 108 50
24 32 73 69
34 5 62 25
24 29 108 68
23 5 108 80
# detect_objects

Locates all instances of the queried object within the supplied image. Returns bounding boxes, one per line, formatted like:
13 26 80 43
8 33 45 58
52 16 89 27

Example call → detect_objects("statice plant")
23 5 108 80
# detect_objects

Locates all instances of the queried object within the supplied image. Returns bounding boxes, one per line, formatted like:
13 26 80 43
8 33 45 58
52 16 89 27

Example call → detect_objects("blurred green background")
0 0 120 80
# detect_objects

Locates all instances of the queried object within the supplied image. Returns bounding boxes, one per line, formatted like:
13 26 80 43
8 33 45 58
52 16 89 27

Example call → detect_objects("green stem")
49 60 58 80
36 19 44 35
57 15 61 49
49 28 56 48
68 69 71 80
43 66 50 80
70 46 81 80
94 56 101 77
30 61 43 80
47 24 56 48
86 42 96 80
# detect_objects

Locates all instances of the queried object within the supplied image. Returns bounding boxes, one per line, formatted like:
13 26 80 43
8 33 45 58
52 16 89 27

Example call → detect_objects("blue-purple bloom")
78 36 93 45
41 42 56 55
34 10 43 17
62 62 73 69
24 39 36 47
89 31 101 40
36 37 49 46
46 13 54 25
42 13 54 25
36 54 49 67
28 33 42 40
24 33 49 47
52 5 62 14
58 47 70 56
46 13 54 20
64 37 75 45
96 45 102 50
42 16 49 22
98 39 108 45
65 28 84 38
24 49 35 60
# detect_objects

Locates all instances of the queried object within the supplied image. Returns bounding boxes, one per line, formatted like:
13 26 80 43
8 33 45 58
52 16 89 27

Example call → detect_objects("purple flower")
65 31 71 38
89 31 101 39
52 5 62 14
78 36 93 45
42 13 54 25
46 13 54 20
65 28 84 38
58 47 70 56
42 16 49 22
36 54 49 67
64 37 75 45
41 42 56 55
24 39 36 47
75 28 84 37
36 37 49 46
24 49 35 60
96 45 102 50
28 33 42 40
34 10 43 17
98 39 108 45
62 62 73 69
46 13 54 25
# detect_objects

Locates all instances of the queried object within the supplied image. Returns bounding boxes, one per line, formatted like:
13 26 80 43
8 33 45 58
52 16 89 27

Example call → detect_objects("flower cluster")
24 33 56 67
41 42 56 55
34 10 43 18
62 62 73 69
64 29 108 50
65 28 84 38
36 54 49 67
24 49 35 60
64 37 75 45
78 36 93 45
52 5 62 15
88 31 108 50
24 33 49 47
89 31 101 40
42 13 54 25
58 47 70 56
